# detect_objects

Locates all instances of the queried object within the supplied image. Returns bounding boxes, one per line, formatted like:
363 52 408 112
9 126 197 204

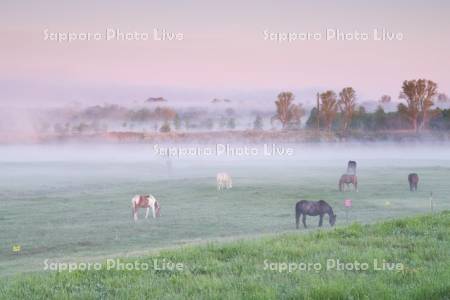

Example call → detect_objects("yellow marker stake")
12 245 21 253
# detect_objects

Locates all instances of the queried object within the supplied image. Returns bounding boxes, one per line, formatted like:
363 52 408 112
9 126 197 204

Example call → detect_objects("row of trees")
78 104 178 123
42 79 448 135
272 79 445 133
271 88 357 132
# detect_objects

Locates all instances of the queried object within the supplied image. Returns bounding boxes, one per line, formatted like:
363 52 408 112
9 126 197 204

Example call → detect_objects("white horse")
131 195 161 221
216 172 232 190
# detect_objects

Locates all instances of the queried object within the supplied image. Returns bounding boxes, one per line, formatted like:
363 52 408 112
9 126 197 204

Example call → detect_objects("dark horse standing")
295 200 336 229
408 173 419 191
347 161 357 175
339 174 358 192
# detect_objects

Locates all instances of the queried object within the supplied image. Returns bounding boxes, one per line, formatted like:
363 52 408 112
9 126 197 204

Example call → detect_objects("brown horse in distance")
408 173 419 191
339 174 358 192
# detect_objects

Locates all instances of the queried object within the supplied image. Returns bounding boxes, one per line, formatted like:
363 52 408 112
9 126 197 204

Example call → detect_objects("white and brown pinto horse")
216 172 232 190
131 195 161 221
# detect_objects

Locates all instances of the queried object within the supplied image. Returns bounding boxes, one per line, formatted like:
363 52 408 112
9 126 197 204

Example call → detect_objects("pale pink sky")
1 0 449 105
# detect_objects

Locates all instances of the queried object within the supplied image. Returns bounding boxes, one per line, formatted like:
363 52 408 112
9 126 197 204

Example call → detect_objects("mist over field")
2 142 450 164
1 141 450 278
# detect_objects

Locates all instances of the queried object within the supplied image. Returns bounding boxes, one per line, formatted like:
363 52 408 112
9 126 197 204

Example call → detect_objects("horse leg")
318 214 323 227
302 214 307 228
152 206 156 218
145 207 150 219
132 204 138 221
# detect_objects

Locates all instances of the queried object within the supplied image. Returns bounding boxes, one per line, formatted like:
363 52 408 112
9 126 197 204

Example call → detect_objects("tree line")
272 79 450 133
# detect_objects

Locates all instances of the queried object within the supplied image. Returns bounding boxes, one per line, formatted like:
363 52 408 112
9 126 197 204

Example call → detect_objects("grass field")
1 211 449 299
1 143 450 280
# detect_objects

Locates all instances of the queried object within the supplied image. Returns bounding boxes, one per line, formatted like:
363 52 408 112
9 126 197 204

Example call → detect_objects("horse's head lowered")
330 214 337 226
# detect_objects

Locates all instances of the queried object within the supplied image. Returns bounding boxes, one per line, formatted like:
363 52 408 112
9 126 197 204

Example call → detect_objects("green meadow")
1 212 449 299
1 144 449 298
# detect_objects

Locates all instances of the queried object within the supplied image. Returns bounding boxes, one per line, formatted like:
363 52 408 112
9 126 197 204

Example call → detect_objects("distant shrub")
160 122 171 133
253 115 263 130
227 118 236 130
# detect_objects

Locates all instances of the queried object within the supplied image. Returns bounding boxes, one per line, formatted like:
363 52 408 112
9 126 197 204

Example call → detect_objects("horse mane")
328 205 334 216
318 200 333 214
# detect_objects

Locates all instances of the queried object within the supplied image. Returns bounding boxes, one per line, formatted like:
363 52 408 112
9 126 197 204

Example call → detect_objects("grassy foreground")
1 212 449 300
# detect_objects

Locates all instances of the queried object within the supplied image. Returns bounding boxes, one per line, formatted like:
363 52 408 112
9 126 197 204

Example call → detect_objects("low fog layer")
1 143 450 166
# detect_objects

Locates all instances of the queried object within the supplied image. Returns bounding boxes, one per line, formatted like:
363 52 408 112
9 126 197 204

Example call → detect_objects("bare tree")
338 87 357 133
400 79 437 131
418 80 437 130
315 93 320 131
273 92 304 129
379 95 391 104
319 90 338 131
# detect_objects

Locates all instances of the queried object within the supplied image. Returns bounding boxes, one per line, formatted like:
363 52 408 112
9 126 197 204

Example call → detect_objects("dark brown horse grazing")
339 174 358 192
408 173 419 192
295 200 336 229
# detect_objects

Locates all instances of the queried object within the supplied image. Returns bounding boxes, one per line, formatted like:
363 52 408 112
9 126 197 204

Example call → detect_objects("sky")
1 0 449 107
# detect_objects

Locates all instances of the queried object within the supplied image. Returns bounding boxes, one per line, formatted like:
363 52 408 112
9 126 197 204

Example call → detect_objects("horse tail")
295 202 302 229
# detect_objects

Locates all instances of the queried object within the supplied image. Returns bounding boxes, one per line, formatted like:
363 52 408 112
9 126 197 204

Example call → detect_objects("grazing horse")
347 160 357 175
339 174 358 192
216 172 232 190
131 195 161 221
295 200 336 229
408 173 419 192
